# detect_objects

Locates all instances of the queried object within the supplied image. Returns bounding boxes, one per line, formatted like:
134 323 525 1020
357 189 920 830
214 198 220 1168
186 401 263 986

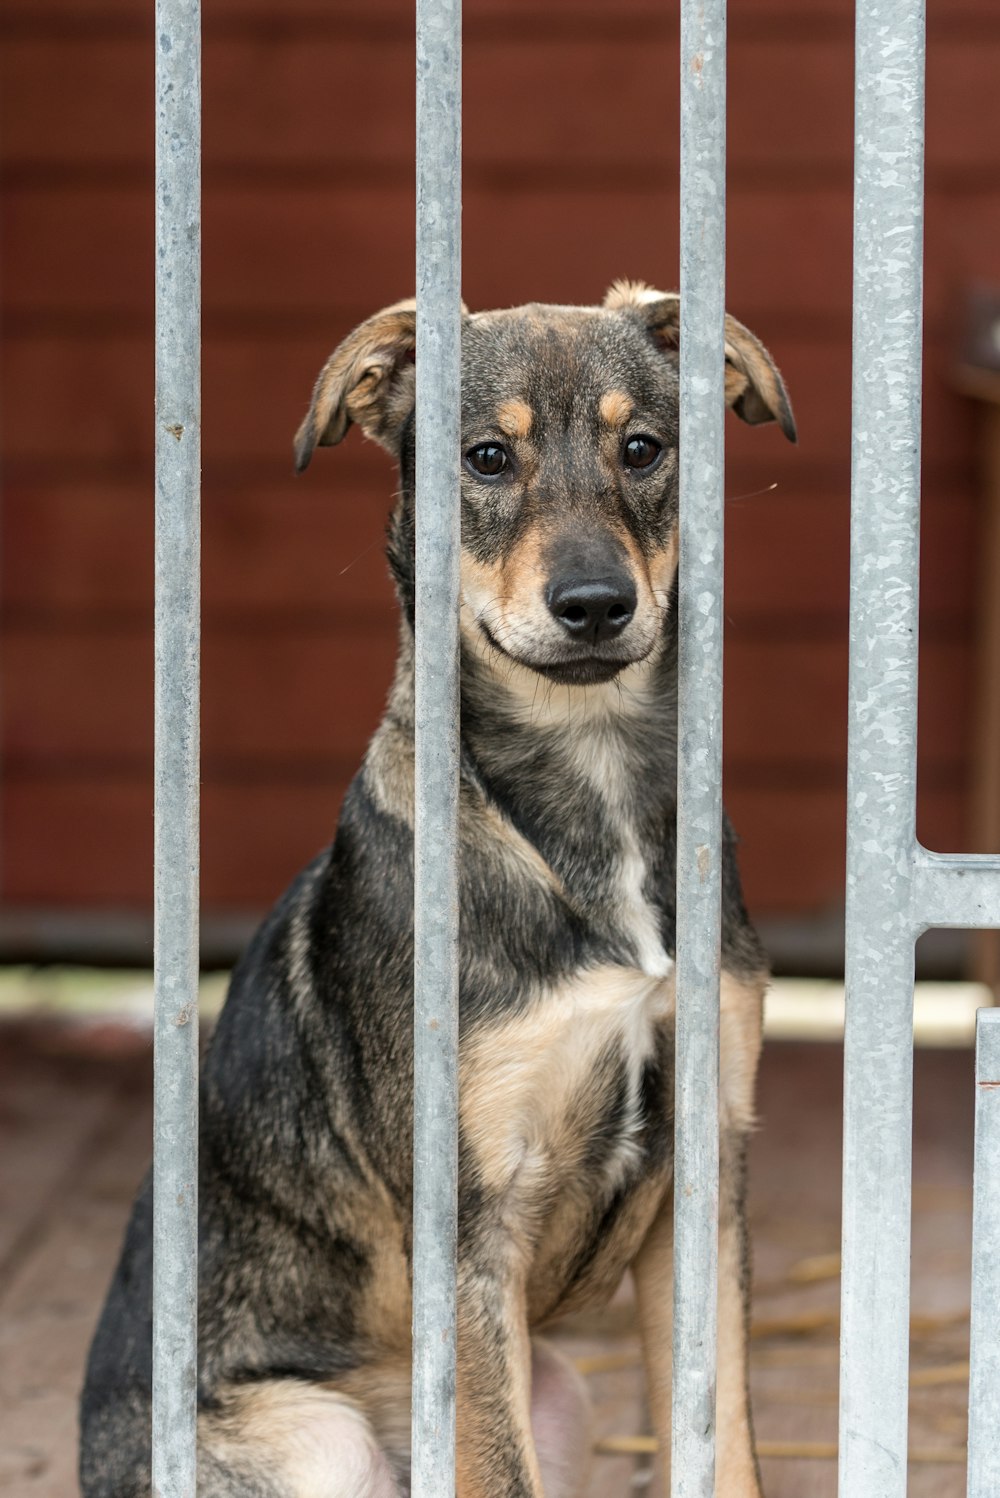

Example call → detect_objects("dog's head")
295 283 795 687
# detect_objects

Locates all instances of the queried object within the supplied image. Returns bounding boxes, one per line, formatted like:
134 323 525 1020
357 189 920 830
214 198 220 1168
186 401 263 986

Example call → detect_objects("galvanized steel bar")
671 0 726 1493
411 0 461 1491
968 1008 1000 1498
153 0 201 1495
911 850 1000 931
839 3 926 1496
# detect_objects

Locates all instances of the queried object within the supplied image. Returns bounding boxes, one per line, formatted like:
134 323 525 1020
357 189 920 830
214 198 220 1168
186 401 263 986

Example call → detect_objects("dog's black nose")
547 576 637 642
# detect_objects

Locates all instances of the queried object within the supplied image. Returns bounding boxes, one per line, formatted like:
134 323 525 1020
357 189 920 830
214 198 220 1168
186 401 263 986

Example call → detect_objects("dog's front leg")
713 1127 763 1496
635 973 766 1498
633 1142 762 1498
455 1257 545 1498
633 1195 673 1496
715 971 765 1497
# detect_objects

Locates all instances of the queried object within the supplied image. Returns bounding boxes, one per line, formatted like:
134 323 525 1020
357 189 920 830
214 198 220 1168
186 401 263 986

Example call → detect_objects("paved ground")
0 1016 976 1496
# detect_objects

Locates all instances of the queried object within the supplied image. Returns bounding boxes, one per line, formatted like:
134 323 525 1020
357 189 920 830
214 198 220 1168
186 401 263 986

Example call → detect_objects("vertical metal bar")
412 0 461 1491
968 1008 1000 1498
153 1 201 1495
672 0 726 1493
839 2 926 1495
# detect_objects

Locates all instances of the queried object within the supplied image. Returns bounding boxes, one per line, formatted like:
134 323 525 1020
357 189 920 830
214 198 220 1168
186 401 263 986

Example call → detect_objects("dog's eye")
623 435 662 471
465 443 509 478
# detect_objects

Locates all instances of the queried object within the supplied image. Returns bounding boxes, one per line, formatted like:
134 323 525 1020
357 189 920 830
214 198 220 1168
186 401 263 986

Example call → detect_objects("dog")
80 280 795 1498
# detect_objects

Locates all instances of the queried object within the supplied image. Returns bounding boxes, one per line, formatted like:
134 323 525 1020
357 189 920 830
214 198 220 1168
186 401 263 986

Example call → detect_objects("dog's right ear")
294 298 418 472
604 280 797 443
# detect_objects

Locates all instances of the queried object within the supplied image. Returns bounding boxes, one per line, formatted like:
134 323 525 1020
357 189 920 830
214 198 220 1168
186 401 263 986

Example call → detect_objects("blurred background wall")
1 0 998 969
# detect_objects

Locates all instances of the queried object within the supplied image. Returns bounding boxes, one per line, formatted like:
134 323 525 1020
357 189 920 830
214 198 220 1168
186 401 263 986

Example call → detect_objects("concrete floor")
0 1016 976 1496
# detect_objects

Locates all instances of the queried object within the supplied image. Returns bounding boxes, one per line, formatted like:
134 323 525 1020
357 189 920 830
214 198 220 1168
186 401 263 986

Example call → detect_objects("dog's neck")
377 610 679 975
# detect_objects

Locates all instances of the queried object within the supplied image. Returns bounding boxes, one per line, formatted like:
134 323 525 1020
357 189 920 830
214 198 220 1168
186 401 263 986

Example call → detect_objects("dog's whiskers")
726 480 779 506
336 536 384 577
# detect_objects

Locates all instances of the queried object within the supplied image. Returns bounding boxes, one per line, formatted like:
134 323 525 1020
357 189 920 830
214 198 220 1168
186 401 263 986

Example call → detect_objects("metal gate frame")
842 6 1000 1496
151 0 1000 1494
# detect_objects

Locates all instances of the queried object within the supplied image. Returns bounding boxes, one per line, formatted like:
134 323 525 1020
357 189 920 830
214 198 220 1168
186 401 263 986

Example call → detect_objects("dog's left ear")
604 280 797 443
294 298 420 472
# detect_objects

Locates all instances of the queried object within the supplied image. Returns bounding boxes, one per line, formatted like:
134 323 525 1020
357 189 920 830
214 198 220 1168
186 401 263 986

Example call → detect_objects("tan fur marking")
719 970 765 1133
470 797 567 897
497 398 534 439
609 523 668 628
294 299 418 469
598 389 633 428
456 1291 543 1498
725 362 751 409
635 1166 765 1498
201 1380 399 1497
332 1362 412 1477
355 1216 412 1356
459 551 508 612
459 531 555 671
633 967 766 1495
716 1231 761 1496
500 527 549 602
715 971 766 1492
461 966 673 1206
366 668 566 906
647 524 679 600
603 279 675 313
632 1206 674 1493
723 331 795 435
365 716 416 827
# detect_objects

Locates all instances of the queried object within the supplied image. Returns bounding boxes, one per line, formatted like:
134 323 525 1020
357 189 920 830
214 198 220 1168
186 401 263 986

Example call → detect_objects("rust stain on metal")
165 423 184 441
691 52 704 75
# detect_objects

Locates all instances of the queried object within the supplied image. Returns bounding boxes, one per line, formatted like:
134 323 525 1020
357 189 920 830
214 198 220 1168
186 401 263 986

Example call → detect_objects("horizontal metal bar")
153 0 202 1493
671 0 726 1493
912 849 1000 932
411 0 462 1492
967 1008 1000 1498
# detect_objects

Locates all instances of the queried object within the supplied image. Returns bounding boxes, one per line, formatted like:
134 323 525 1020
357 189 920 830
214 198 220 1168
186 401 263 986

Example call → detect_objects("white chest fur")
561 714 672 981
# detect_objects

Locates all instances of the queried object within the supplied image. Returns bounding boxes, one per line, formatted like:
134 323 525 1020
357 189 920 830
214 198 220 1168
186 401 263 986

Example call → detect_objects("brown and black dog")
80 281 795 1497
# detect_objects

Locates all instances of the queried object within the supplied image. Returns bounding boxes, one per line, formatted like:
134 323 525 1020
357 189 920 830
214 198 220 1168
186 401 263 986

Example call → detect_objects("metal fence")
150 0 1000 1495
411 1 462 1491
153 2 201 1494
671 2 726 1494
842 5 1000 1496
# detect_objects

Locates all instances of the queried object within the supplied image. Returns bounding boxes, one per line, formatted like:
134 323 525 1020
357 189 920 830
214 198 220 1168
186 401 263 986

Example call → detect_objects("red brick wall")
2 0 997 932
